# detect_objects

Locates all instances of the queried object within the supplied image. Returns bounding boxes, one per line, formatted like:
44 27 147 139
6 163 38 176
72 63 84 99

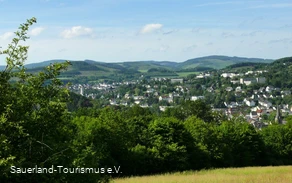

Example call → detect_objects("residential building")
171 78 183 84
256 77 266 84
191 96 205 101
240 78 256 85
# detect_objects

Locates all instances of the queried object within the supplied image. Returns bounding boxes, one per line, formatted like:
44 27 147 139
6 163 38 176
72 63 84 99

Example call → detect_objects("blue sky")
1 0 292 64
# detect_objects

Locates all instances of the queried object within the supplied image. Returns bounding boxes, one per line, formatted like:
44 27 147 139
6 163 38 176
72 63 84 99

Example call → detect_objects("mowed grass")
138 69 149 73
113 166 292 183
177 71 200 77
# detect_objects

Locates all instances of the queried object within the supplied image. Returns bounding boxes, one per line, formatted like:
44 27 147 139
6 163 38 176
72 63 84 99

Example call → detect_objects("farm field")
113 166 292 183
177 71 200 77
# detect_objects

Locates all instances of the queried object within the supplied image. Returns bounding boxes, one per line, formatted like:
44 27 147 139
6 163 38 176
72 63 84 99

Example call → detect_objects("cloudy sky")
0 0 292 64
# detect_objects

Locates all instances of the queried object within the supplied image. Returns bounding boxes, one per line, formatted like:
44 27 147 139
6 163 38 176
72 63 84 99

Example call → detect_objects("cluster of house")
224 84 291 128
196 73 212 79
221 70 268 85
221 70 267 78
69 79 202 111
69 81 138 98
69 69 291 128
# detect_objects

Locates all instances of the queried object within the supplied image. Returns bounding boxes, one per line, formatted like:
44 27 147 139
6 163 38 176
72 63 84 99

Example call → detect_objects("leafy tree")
260 123 292 165
184 116 218 168
217 121 265 167
147 117 195 172
0 18 76 182
164 100 213 122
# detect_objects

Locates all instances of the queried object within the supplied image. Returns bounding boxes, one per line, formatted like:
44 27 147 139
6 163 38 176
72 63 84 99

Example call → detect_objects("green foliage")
184 116 221 167
1 17 291 182
179 55 273 70
67 92 93 111
260 124 292 165
262 57 292 88
164 100 214 122
0 17 78 182
177 66 214 72
147 117 193 172
217 121 264 167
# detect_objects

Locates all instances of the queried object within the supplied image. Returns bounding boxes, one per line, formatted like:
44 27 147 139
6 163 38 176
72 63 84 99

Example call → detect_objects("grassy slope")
113 166 292 183
177 71 200 77
118 62 174 71
179 56 273 70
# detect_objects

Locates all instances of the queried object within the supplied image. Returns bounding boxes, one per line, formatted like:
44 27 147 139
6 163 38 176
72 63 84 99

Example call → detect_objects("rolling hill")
178 55 273 69
0 55 275 81
1 55 273 70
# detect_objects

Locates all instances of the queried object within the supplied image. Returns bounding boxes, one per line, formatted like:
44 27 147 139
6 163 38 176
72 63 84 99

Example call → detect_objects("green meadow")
113 166 292 183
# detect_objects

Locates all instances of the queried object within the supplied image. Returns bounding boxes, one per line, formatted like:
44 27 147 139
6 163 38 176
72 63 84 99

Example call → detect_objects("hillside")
179 55 273 69
263 56 292 88
221 62 269 72
25 59 68 68
0 55 273 71
0 55 276 81
116 61 178 73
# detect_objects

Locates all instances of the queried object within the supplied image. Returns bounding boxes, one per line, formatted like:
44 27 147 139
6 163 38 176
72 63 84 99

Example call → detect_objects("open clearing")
113 166 292 183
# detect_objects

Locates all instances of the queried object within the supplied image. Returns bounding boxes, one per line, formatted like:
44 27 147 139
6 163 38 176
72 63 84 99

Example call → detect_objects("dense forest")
0 18 291 183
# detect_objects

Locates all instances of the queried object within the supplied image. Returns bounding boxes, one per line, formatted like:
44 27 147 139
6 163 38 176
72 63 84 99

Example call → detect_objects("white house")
244 98 255 107
191 96 205 101
225 87 233 92
171 78 183 84
256 77 266 84
221 73 236 78
266 86 274 93
109 99 117 105
235 86 242 92
231 80 240 84
240 78 256 85
281 90 291 98
159 106 173 111
259 100 272 108
245 71 254 75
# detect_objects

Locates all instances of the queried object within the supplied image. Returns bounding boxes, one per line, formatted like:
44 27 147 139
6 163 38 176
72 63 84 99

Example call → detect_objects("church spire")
275 105 282 124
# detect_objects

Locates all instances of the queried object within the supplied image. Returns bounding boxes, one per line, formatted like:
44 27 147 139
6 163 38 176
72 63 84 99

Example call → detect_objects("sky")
0 0 292 64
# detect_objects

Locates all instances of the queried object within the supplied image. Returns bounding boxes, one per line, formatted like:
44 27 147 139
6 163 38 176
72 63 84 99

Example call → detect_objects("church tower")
275 105 282 124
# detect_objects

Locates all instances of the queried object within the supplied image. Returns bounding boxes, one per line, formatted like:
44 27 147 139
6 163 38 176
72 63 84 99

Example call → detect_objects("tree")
164 100 213 122
260 124 292 165
184 116 219 168
216 121 265 167
147 117 195 172
0 17 80 182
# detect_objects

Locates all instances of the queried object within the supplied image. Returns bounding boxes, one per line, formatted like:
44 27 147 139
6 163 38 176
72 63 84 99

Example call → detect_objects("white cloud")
61 26 93 39
0 32 14 40
159 45 169 52
140 24 163 34
29 27 45 36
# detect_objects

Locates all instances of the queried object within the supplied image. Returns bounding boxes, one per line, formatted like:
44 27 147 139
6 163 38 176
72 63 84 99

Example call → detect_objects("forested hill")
178 55 273 69
0 55 274 71
261 57 292 88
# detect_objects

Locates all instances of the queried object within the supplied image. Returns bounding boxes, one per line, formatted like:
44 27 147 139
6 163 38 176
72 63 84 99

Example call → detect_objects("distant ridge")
0 55 274 71
178 55 273 69
25 59 68 69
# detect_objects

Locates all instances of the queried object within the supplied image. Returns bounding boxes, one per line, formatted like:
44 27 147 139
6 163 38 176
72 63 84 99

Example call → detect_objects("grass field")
177 71 200 77
113 166 292 183
138 69 149 73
